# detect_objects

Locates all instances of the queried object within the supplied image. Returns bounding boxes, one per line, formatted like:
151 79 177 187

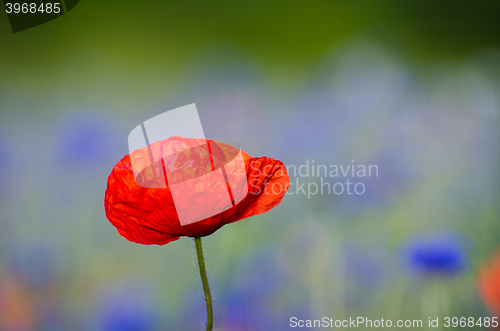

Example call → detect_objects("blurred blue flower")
224 289 284 331
221 248 289 331
55 113 118 167
101 306 154 331
403 234 468 276
96 280 158 331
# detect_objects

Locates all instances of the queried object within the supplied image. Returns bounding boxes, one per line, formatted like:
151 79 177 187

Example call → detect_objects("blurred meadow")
1 1 500 330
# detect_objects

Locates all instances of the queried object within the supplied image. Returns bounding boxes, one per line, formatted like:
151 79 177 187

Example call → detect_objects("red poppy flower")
105 136 289 245
479 249 500 316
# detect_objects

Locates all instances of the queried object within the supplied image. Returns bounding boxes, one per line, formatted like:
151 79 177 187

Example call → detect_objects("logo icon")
128 104 248 226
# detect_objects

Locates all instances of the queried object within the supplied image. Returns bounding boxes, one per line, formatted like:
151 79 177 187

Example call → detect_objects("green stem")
194 237 213 331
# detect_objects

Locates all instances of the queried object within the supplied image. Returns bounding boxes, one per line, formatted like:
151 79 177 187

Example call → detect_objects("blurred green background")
1 1 500 330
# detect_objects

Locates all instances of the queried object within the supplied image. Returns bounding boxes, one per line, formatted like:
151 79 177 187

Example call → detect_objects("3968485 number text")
5 3 61 14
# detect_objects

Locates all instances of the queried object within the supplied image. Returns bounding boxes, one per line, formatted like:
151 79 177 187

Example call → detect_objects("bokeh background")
1 1 500 330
